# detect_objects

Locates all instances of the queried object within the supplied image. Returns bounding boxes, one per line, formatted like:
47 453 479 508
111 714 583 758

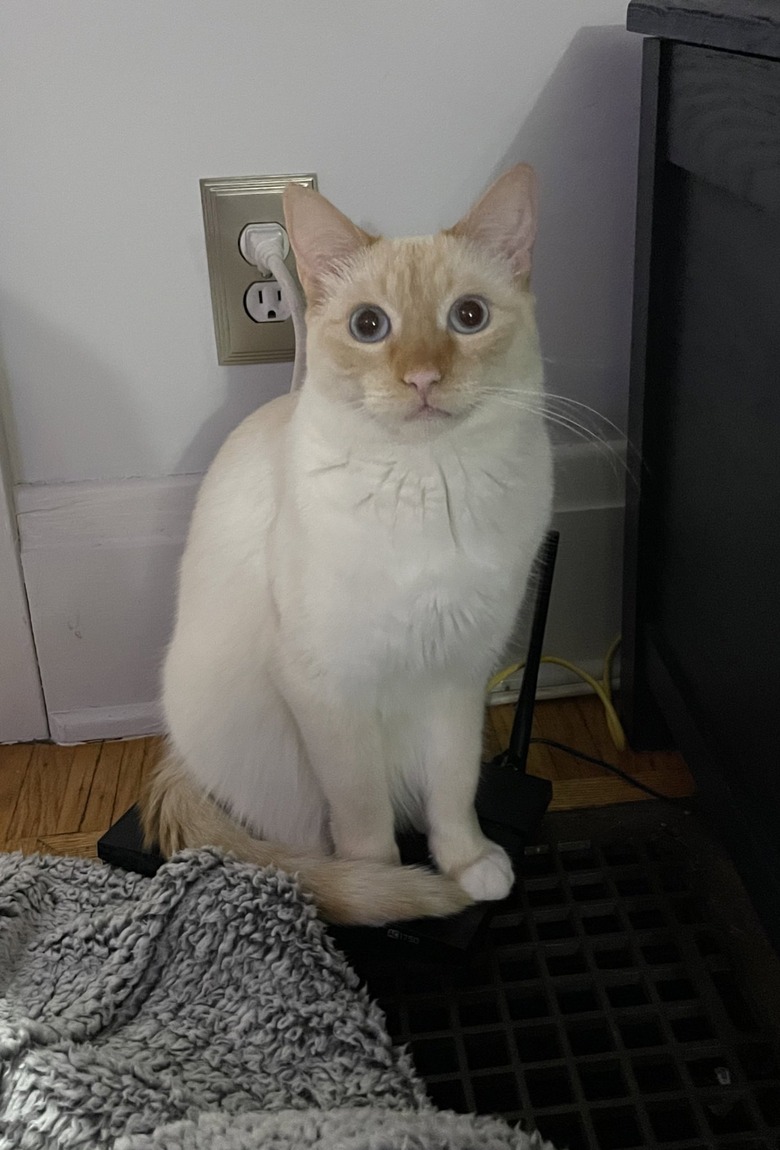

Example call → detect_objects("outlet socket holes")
244 280 291 324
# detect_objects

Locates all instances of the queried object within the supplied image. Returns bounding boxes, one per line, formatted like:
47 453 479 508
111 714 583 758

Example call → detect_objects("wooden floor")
0 696 695 861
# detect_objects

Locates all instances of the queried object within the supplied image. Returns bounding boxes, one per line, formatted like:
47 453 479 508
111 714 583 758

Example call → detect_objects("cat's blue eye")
448 296 490 334
349 305 391 343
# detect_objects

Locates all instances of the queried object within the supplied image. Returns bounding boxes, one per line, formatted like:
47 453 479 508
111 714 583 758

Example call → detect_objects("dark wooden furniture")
621 1 780 946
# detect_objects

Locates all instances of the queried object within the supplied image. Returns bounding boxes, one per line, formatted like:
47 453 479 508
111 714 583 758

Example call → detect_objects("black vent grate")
346 836 780 1150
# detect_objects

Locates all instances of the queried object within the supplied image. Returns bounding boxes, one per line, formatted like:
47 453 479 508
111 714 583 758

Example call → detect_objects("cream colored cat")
142 165 553 925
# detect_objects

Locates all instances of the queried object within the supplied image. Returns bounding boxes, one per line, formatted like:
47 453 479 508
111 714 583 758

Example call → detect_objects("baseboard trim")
48 703 164 745
488 655 619 706
15 473 199 548
17 438 626 743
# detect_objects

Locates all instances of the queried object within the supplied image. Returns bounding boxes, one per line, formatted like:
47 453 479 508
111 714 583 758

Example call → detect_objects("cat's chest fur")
281 408 552 687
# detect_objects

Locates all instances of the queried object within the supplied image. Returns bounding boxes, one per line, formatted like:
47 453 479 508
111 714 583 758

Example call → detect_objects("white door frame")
0 418 48 742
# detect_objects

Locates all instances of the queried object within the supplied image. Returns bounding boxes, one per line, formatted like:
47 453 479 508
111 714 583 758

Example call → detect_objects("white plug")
239 223 290 272
238 218 307 393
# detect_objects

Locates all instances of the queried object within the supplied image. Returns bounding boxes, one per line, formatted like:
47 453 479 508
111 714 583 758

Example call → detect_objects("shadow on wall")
0 297 172 722
2 23 640 489
173 360 291 477
0 293 150 484
493 24 642 439
0 345 21 483
0 290 291 486
177 26 641 481
0 270 289 735
2 23 639 736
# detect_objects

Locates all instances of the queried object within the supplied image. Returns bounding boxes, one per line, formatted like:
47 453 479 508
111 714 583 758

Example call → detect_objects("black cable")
530 737 684 804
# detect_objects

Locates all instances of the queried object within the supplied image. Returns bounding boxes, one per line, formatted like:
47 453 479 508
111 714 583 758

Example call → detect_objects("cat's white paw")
456 844 514 901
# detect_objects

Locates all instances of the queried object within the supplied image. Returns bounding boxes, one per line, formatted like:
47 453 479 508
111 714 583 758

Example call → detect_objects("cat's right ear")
448 164 538 285
283 185 376 303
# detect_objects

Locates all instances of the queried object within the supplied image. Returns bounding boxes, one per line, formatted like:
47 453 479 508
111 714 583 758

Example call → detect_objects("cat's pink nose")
404 369 441 398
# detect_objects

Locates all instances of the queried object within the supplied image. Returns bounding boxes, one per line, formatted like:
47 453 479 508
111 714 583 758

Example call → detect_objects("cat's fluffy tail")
141 753 473 926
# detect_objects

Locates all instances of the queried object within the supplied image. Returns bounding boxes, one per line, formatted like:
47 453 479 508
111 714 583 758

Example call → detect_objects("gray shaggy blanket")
0 849 552 1150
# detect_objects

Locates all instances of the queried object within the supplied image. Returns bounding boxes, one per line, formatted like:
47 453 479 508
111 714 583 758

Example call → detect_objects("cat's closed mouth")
408 404 451 421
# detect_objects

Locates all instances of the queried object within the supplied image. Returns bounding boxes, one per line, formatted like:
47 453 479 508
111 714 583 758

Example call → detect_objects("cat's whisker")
483 385 642 478
541 355 607 369
531 393 642 472
532 409 603 447
486 396 634 484
479 387 636 484
536 392 626 439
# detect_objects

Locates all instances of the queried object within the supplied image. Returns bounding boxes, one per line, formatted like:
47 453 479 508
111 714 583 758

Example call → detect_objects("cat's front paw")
456 844 514 901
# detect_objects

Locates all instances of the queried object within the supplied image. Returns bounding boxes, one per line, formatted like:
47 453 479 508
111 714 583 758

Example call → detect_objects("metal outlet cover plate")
200 173 317 365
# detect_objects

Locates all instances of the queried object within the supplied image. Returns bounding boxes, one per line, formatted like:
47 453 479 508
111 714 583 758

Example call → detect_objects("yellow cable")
486 636 626 752
486 661 525 694
601 636 623 749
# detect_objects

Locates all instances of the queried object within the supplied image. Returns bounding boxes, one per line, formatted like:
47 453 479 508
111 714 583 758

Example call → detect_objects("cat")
141 164 553 926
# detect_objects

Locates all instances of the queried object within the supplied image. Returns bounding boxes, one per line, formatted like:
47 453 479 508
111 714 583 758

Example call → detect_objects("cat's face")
285 166 542 436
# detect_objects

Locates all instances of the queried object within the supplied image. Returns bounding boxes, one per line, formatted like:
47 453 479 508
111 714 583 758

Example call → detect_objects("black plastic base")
334 771 553 961
98 804 164 876
97 768 552 961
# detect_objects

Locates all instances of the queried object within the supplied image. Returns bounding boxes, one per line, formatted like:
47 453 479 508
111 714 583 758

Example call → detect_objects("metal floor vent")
344 833 780 1150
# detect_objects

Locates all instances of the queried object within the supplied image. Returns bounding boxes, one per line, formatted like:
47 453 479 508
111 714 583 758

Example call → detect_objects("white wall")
0 414 48 741
0 0 641 485
0 1 641 739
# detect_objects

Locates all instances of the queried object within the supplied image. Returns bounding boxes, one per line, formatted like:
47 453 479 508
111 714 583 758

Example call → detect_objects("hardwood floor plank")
3 743 80 841
0 743 34 841
1 837 44 856
534 699 598 778
488 695 694 800
549 767 695 810
79 741 123 833
527 715 561 781
0 695 697 860
111 737 161 824
37 831 102 859
488 703 517 757
491 698 591 779
57 743 102 833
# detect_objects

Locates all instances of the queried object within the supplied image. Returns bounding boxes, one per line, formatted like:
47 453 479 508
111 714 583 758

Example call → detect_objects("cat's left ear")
283 184 376 303
448 164 538 284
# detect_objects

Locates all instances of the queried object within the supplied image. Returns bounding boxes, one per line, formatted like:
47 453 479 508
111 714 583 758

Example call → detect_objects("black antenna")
504 529 560 770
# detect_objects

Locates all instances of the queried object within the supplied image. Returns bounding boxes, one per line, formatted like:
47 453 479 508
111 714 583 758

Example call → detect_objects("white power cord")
239 223 307 393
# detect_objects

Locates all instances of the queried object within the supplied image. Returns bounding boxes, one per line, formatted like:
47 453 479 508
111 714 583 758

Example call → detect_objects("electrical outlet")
244 280 291 324
200 173 317 365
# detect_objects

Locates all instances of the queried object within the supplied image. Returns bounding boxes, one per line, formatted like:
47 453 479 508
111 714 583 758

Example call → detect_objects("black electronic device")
621 0 780 950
